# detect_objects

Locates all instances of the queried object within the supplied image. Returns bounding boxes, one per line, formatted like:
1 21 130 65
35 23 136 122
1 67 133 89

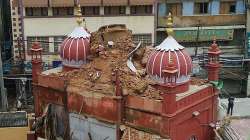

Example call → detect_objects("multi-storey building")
10 0 155 68
156 0 246 96
156 0 245 55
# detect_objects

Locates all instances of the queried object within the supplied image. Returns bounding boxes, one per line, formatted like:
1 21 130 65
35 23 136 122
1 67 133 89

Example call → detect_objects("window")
54 36 66 53
119 6 126 14
229 3 236 13
130 5 153 15
27 37 49 53
195 2 209 14
52 7 74 16
81 6 100 15
25 8 48 16
104 6 126 15
145 5 152 14
132 34 152 47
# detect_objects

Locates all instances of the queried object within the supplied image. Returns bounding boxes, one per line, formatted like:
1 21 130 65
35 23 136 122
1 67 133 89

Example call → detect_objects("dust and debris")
120 126 168 140
51 24 202 100
190 77 209 86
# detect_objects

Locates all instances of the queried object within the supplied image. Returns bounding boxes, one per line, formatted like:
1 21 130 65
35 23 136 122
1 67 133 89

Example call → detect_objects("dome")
146 36 192 84
60 26 91 68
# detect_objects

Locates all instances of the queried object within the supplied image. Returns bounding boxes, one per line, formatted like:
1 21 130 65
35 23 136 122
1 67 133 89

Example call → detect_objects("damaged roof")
45 25 210 100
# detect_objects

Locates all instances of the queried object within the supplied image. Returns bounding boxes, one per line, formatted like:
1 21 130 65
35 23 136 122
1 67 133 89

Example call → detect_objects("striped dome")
60 27 91 68
146 36 192 84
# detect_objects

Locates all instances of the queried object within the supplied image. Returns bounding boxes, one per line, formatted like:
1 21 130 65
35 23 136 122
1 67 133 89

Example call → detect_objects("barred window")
25 8 48 16
104 6 126 15
81 6 100 15
194 2 209 14
130 5 153 15
132 34 152 47
54 36 66 53
27 37 49 53
52 7 74 16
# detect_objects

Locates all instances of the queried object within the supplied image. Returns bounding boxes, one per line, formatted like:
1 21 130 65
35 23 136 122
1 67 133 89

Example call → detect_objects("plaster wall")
23 16 154 37
0 127 29 140
23 16 154 63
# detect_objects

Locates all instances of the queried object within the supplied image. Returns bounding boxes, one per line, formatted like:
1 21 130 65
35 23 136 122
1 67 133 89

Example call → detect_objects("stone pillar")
247 72 250 97
100 6 104 15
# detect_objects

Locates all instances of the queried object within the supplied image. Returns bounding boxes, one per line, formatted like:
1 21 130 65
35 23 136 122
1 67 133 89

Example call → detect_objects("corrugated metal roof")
0 111 28 127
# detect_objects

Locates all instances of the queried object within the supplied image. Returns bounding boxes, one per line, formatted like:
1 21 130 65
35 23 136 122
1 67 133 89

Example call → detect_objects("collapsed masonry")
30 22 219 140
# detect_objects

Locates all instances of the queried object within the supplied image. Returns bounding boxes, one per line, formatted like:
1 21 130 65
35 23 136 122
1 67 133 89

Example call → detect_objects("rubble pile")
52 24 205 100
121 126 164 140
190 77 208 86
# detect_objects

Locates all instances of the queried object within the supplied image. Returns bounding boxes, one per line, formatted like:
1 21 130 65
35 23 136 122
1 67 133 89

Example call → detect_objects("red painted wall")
34 74 218 140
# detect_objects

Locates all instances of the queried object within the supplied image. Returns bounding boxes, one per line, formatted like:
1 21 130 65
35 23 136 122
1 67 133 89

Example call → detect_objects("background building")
156 0 247 97
0 0 12 71
10 0 155 69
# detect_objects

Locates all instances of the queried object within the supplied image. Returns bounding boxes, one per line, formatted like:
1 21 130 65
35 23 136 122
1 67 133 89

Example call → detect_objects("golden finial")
76 4 83 26
213 37 217 44
166 12 174 36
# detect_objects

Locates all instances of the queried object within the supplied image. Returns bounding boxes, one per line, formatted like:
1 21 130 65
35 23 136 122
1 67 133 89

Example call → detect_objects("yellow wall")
23 16 154 36
23 16 154 62
0 127 29 140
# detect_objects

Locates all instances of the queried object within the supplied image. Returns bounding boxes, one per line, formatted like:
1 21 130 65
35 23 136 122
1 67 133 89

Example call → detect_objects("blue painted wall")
158 3 166 17
182 1 194 16
236 0 246 14
210 0 220 15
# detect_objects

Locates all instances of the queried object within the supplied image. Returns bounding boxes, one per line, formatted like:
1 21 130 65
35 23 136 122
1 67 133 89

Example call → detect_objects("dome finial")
213 37 217 44
166 12 174 36
76 4 83 26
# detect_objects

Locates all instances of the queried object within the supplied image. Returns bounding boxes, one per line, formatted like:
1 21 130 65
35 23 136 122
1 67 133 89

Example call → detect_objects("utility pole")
0 46 8 111
195 20 201 56
0 0 8 111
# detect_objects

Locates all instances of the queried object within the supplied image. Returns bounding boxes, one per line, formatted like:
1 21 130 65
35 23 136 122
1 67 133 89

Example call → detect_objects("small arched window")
189 135 198 140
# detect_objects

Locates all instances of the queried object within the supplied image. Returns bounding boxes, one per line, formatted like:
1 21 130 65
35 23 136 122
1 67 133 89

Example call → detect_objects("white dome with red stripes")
146 36 192 84
60 26 91 68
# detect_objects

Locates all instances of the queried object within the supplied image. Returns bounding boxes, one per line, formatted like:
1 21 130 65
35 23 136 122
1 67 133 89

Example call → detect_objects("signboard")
174 29 234 42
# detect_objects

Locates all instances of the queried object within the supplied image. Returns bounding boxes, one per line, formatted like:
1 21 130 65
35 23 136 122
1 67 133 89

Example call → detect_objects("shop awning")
129 0 154 5
22 0 48 7
79 0 101 6
103 0 128 6
50 0 75 7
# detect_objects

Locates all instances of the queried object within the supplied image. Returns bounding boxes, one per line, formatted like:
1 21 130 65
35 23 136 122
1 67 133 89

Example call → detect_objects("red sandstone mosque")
28 6 221 140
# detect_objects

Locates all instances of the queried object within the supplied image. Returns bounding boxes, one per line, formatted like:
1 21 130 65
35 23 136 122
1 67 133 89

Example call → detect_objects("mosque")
28 5 221 140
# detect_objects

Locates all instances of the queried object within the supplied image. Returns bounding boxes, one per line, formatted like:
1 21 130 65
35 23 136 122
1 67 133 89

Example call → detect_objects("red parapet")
176 86 213 111
38 74 68 92
126 95 162 114
34 86 66 116
67 91 119 123
125 108 162 135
